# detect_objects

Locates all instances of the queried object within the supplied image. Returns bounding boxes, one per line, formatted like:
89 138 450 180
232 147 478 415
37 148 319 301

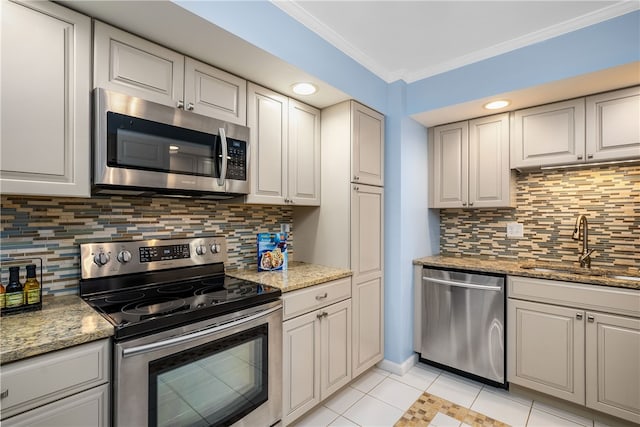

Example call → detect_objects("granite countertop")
0 295 114 365
413 255 640 290
227 261 353 293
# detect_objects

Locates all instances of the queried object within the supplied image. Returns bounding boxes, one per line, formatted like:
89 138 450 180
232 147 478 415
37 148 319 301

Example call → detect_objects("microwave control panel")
226 139 247 181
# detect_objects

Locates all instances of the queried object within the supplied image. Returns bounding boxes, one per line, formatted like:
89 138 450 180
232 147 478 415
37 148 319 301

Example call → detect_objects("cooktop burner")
79 237 282 340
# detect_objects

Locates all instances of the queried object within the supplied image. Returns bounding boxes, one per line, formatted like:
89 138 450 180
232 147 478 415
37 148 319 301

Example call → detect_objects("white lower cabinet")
282 279 352 426
0 339 110 426
508 276 640 424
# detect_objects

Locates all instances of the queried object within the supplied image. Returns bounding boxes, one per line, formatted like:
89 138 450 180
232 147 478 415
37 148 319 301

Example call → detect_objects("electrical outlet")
506 222 524 238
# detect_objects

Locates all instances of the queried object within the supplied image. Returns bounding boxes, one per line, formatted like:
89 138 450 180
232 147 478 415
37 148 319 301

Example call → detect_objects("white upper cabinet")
511 98 586 168
352 103 384 187
245 83 320 206
511 86 640 169
0 0 91 197
586 86 640 162
183 57 247 125
94 22 246 125
431 113 513 208
288 100 321 205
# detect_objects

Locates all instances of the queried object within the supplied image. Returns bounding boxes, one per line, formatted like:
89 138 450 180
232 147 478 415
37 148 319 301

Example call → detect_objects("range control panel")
80 237 227 279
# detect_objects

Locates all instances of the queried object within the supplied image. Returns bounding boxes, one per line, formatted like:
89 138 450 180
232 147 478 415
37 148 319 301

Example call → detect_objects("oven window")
107 111 219 178
149 324 268 427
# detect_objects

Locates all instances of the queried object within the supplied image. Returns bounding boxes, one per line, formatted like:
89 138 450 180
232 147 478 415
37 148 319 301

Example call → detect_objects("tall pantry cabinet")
294 100 385 378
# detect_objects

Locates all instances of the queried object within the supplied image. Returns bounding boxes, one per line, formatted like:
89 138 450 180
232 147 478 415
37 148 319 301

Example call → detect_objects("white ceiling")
273 0 637 84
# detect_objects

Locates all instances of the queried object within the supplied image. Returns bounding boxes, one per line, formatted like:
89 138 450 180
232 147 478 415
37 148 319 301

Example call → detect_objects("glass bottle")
5 266 24 308
24 264 41 305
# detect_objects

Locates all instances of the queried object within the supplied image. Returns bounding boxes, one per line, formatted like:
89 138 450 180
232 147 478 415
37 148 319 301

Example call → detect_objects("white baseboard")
377 353 418 376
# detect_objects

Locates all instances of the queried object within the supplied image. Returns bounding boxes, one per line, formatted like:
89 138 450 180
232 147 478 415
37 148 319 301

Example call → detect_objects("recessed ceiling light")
483 100 510 110
292 82 317 95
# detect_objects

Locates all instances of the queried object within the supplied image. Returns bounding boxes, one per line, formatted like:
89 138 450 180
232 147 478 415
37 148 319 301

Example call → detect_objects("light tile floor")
292 364 609 427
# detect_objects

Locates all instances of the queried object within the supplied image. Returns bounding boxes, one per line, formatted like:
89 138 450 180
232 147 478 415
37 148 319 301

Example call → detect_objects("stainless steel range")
79 237 282 427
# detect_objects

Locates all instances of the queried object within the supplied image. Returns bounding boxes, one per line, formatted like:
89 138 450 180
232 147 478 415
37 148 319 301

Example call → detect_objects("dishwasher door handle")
422 277 503 291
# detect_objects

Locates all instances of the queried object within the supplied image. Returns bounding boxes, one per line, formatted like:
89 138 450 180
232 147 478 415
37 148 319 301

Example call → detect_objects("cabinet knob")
587 154 593 159
0 389 8 399
187 102 194 111
577 154 583 160
587 315 595 323
177 100 184 109
462 202 467 206
469 201 474 206
576 313 583 320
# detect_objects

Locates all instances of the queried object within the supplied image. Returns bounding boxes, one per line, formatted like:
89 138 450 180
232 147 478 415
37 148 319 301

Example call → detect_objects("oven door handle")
122 305 281 358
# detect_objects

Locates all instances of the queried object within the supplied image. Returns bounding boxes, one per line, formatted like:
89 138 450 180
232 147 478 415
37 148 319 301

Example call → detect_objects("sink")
520 262 640 282
609 275 640 282
519 263 605 276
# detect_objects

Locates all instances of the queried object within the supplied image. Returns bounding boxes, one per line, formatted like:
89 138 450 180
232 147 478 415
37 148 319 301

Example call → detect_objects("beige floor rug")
394 392 510 427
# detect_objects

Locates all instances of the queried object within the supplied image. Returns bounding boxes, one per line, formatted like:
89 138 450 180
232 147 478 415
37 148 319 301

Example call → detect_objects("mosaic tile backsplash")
0 196 293 295
440 164 640 268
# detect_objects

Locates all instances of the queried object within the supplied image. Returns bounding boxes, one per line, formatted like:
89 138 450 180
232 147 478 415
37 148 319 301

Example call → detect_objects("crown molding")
273 1 639 84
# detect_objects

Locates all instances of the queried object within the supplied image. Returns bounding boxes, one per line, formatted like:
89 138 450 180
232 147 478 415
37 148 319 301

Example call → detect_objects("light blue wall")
174 0 388 113
407 10 640 115
175 1 639 366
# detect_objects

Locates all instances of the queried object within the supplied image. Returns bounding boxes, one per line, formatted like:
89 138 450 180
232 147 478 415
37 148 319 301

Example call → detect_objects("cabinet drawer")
0 339 110 420
282 277 351 320
508 276 640 318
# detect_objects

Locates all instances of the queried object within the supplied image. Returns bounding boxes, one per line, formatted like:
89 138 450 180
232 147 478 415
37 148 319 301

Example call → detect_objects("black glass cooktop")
82 275 281 340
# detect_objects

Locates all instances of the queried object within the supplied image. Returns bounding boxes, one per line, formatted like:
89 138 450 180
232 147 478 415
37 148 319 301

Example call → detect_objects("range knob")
117 250 132 263
210 243 221 254
195 245 208 255
93 252 110 267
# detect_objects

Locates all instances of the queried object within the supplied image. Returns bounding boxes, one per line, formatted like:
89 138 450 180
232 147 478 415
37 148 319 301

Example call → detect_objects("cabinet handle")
316 311 328 319
576 313 583 320
354 176 360 181
577 154 583 160
187 102 194 111
587 154 593 159
462 202 467 206
587 315 595 323
469 201 474 206
0 389 8 399
315 292 328 301
354 186 359 192
177 100 184 109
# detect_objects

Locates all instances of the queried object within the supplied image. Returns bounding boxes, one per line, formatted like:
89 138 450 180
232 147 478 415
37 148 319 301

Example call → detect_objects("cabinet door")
351 184 384 279
0 0 90 197
183 57 246 125
431 121 468 208
586 312 640 423
511 98 586 168
351 102 384 186
468 114 513 208
507 299 585 405
94 21 184 107
3 384 109 427
246 83 288 204
352 276 384 378
321 299 352 398
282 311 320 425
288 100 321 206
586 86 640 162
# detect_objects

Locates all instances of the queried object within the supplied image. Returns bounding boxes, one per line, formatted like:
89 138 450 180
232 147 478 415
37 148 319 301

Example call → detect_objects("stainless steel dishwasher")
417 268 506 387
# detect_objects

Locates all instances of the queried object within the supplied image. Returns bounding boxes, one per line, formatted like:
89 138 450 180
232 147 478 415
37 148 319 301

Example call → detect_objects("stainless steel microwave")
93 88 250 198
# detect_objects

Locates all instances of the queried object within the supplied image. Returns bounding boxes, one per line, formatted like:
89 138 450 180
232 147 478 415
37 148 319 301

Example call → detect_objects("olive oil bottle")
24 264 40 305
5 266 24 308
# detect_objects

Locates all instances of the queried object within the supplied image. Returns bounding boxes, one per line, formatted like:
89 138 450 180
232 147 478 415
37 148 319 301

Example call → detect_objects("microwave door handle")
217 128 228 187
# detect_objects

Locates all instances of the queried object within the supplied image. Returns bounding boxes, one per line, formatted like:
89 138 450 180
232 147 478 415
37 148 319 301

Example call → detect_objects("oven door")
114 301 282 427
